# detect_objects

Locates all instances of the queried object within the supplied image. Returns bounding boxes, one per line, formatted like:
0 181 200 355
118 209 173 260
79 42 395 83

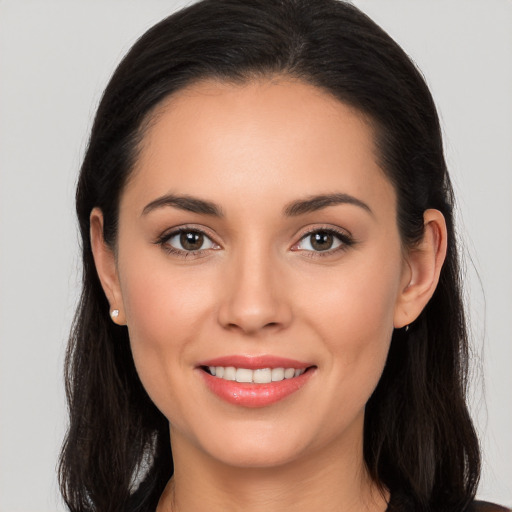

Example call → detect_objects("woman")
58 1 508 511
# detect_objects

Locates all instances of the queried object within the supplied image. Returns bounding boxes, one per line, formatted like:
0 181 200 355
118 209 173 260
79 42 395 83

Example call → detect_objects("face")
103 78 414 469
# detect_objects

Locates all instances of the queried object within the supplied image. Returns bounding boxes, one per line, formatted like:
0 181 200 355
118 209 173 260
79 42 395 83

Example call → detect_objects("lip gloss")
196 355 315 408
200 369 314 407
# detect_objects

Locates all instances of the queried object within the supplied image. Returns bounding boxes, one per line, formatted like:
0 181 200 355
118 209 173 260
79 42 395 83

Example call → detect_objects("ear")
90 207 126 325
394 209 448 328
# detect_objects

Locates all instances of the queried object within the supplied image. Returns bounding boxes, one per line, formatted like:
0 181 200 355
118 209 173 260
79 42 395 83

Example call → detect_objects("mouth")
201 365 308 383
197 357 316 408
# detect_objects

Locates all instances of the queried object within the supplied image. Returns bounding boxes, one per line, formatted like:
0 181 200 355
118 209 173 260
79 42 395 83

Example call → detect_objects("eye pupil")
180 231 204 251
311 232 333 251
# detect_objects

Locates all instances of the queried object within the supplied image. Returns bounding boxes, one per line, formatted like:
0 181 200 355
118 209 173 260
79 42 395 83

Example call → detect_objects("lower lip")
199 368 315 408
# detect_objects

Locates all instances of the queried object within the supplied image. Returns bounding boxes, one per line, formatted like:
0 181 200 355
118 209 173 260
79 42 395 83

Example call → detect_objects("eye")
293 228 353 253
159 228 219 255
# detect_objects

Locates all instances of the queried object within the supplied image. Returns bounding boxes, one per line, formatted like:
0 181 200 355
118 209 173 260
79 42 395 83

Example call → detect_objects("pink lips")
197 355 315 408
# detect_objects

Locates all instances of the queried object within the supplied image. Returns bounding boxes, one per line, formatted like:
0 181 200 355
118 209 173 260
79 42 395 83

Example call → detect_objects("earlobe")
90 208 126 325
394 209 447 328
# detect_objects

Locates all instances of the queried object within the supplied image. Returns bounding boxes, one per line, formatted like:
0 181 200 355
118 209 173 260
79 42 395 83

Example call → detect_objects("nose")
217 247 293 335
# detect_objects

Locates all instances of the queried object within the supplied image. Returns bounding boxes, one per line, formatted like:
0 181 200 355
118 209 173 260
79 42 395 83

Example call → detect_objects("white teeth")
223 366 236 381
284 368 295 379
235 368 253 383
253 368 272 383
207 366 306 383
271 367 285 381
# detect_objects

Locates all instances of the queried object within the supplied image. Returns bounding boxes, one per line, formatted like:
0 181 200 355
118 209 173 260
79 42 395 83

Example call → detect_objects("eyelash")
292 227 355 258
155 226 355 259
155 226 219 258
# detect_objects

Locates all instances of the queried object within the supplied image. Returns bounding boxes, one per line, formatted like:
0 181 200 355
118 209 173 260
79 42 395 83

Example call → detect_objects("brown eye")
294 229 351 253
163 229 218 253
180 231 204 251
310 232 334 251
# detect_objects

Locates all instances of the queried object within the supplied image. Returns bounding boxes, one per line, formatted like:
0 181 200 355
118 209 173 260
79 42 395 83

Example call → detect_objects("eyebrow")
142 194 224 217
141 192 372 218
283 193 373 217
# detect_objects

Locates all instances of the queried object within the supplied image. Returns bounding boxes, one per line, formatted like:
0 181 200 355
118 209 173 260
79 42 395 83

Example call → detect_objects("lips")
197 356 316 408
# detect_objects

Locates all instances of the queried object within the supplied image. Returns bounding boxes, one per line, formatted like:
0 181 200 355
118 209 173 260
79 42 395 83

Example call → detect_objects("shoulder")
468 501 511 512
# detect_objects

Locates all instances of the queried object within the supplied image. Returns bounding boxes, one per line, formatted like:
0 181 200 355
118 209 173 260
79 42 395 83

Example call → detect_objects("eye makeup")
154 223 356 260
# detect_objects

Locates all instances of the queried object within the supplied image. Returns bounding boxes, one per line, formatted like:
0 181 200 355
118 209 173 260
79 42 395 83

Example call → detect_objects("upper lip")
197 355 313 370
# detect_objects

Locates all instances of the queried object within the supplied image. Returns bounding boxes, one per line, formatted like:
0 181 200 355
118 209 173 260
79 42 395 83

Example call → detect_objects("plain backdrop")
0 1 511 510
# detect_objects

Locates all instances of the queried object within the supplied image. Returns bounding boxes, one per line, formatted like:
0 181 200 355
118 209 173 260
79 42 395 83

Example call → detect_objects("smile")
197 356 316 408
205 366 307 383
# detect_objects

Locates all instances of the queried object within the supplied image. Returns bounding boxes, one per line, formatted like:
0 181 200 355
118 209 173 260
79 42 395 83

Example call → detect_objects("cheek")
306 253 401 342
116 250 216 410
300 249 402 400
119 246 216 339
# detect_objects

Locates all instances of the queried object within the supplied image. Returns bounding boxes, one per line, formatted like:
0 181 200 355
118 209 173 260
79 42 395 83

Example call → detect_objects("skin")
91 78 447 512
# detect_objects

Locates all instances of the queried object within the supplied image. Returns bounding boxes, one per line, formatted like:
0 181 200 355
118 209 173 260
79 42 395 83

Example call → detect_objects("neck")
157 422 388 512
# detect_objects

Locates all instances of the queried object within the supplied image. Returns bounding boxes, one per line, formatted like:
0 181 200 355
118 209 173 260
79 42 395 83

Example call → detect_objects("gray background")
0 1 510 510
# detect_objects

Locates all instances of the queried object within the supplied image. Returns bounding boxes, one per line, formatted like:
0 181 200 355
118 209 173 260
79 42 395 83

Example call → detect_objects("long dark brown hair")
59 1 480 511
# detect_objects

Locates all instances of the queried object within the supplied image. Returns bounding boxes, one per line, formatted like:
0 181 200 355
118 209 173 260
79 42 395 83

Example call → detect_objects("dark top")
384 494 511 512
470 502 511 512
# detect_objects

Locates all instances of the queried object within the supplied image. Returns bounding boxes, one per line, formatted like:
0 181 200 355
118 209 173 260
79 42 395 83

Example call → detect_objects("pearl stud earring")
111 309 119 319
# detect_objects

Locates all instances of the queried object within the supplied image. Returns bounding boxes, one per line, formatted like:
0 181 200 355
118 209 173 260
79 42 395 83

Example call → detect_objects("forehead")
123 77 394 217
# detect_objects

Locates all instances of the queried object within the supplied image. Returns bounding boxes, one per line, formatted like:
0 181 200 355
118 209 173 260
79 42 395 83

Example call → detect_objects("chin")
208 440 306 470
173 418 313 470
